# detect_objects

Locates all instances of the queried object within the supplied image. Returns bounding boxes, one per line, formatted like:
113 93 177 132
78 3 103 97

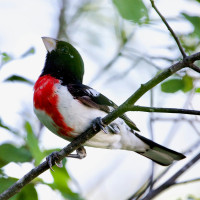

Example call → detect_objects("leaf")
182 13 200 37
0 177 18 194
195 88 200 93
48 160 83 200
182 75 193 92
1 52 13 66
25 122 44 166
21 47 35 58
0 118 19 135
113 0 149 24
15 184 38 200
4 75 34 85
161 79 184 93
0 144 32 167
43 148 60 157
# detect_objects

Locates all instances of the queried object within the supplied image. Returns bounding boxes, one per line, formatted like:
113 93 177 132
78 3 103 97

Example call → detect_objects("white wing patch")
86 88 100 97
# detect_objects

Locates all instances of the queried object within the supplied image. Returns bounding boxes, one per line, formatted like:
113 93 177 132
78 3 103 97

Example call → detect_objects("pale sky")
0 0 200 199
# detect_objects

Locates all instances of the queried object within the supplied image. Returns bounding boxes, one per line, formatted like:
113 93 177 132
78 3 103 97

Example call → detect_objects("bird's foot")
67 146 87 159
92 117 108 134
92 117 120 134
46 151 63 171
46 146 87 171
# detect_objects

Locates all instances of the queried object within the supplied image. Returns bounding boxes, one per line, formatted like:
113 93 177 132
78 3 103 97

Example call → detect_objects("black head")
41 37 84 84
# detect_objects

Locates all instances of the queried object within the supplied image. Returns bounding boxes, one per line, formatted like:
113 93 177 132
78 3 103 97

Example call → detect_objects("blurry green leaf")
4 75 34 85
182 13 200 37
0 144 32 167
0 118 16 134
15 184 38 200
0 118 19 135
0 118 10 131
161 79 184 93
48 160 83 200
195 88 200 93
1 52 13 66
25 122 44 166
21 47 35 58
43 148 60 157
0 177 18 194
179 34 200 53
113 0 149 24
187 194 200 200
182 75 193 92
50 159 70 190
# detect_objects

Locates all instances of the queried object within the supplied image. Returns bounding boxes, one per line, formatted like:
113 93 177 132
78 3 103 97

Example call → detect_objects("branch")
103 52 200 124
189 64 200 74
129 105 200 116
141 152 200 200
90 31 135 84
150 0 186 58
0 125 101 200
174 178 200 186
1 51 200 199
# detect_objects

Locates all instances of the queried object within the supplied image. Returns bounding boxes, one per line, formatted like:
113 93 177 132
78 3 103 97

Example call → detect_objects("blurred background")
0 0 200 199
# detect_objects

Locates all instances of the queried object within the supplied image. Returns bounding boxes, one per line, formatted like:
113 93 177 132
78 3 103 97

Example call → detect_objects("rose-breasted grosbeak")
33 37 185 169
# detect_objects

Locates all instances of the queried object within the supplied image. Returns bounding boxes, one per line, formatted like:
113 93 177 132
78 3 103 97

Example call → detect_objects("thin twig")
128 177 152 200
149 89 155 191
189 63 200 73
129 105 200 116
174 178 200 186
151 139 200 189
141 152 200 200
89 31 135 85
150 0 186 58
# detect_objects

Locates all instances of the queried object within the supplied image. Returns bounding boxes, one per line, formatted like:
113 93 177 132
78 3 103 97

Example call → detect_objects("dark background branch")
141 152 200 200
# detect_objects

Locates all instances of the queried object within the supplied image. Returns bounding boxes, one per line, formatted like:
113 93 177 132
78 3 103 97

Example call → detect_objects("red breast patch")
34 75 74 137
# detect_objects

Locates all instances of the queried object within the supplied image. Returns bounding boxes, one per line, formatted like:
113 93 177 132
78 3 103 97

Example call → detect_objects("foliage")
113 0 149 24
0 0 200 199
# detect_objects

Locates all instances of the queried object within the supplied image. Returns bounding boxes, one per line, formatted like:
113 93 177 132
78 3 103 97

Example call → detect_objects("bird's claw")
46 151 63 171
92 117 108 134
67 146 87 159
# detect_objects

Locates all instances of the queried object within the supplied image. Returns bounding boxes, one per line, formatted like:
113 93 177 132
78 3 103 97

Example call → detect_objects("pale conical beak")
42 37 57 53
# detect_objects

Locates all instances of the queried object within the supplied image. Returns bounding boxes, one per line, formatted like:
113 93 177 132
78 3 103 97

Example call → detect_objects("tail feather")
134 133 186 166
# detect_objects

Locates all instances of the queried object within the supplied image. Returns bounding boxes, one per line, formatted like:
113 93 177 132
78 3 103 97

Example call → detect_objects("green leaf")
1 52 13 66
195 87 200 93
15 184 38 200
25 122 44 166
0 118 19 135
0 118 11 131
43 148 60 157
161 79 184 93
0 177 18 194
4 75 34 85
113 0 149 24
182 75 193 92
0 144 32 167
21 47 35 58
48 160 83 200
182 13 200 37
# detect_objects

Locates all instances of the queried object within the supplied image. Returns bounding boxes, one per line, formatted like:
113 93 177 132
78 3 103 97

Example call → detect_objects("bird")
33 37 185 169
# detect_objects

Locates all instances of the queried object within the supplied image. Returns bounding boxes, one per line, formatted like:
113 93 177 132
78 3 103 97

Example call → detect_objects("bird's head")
41 37 84 84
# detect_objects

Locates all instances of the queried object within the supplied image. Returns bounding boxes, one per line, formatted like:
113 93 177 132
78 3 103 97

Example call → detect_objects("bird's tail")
134 133 186 166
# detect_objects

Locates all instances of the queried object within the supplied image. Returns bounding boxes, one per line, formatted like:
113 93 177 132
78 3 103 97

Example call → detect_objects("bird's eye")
60 47 68 54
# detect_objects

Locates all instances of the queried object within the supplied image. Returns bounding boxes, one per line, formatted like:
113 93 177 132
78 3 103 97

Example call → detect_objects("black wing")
67 83 140 131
